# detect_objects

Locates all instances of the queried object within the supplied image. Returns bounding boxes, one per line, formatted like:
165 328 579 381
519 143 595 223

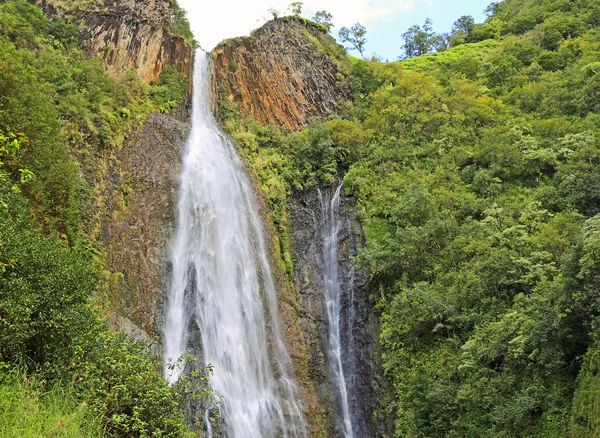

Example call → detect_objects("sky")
176 0 493 61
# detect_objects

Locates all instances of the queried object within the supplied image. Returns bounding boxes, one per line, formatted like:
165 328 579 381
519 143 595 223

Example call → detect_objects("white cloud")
176 0 422 50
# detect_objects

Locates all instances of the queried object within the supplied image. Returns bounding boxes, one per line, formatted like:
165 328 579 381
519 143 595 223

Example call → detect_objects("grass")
399 39 500 72
0 368 103 438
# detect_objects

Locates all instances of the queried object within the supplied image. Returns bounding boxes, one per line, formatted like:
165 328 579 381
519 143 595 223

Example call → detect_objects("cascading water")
319 184 355 438
162 50 307 438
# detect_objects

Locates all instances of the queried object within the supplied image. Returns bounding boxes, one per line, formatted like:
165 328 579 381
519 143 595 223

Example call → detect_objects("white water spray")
163 51 306 438
320 184 355 438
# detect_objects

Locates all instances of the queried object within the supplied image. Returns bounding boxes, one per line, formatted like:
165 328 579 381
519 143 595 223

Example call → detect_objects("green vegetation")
151 65 189 111
0 1 200 436
222 1 600 436
169 0 197 47
288 1 303 17
0 0 188 246
312 10 334 32
339 23 368 58
349 2 600 429
0 179 196 435
6 0 600 434
401 18 448 58
0 367 102 437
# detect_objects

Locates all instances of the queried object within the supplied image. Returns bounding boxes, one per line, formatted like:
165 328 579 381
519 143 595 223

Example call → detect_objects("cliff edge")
212 16 349 130
32 0 195 337
34 0 194 92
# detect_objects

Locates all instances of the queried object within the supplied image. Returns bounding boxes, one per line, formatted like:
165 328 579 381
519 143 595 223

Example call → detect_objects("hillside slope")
0 0 200 435
217 0 600 436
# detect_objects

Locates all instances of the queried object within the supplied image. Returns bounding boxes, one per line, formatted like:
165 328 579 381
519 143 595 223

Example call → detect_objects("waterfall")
319 184 355 438
162 51 307 438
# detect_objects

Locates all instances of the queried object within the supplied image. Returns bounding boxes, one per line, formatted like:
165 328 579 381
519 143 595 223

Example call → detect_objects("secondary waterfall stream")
162 51 307 438
320 184 355 438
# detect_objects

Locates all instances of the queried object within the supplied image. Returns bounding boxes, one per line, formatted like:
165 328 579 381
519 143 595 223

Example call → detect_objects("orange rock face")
212 17 349 130
35 0 194 94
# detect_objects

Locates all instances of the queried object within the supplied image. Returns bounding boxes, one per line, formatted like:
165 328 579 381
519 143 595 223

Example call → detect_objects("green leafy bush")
72 333 193 437
0 187 97 373
571 346 600 437
150 65 188 111
0 185 197 436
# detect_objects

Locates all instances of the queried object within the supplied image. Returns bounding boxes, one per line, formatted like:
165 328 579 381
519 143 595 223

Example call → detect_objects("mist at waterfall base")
162 51 307 438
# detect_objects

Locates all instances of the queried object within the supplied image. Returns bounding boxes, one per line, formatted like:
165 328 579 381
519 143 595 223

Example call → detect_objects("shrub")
72 333 193 438
150 65 188 111
0 187 98 374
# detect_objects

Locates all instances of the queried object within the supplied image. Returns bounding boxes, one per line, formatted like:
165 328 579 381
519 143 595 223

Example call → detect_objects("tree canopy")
339 23 368 58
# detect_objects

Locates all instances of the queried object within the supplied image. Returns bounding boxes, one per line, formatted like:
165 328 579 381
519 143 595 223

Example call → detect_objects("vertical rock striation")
212 17 349 130
212 17 391 436
105 113 188 336
33 0 195 338
34 0 194 93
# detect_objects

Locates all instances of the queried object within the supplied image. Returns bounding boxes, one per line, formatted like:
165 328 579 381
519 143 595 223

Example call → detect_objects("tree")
339 23 367 58
169 0 195 44
453 15 475 36
268 7 280 19
401 18 444 58
434 32 450 52
449 15 475 46
288 2 302 16
313 10 333 31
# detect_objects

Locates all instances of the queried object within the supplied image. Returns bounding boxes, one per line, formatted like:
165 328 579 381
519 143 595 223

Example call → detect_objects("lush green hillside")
4 0 600 435
222 0 600 436
0 1 199 436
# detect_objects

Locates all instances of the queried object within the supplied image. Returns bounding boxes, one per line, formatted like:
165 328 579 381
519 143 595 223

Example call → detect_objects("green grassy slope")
220 2 600 436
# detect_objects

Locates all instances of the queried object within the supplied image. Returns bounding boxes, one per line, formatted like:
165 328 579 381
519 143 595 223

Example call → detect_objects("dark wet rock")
288 186 390 437
104 113 188 336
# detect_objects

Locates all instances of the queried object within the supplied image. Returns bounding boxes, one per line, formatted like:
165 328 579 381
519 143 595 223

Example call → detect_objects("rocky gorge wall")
212 16 349 130
33 0 387 432
34 0 194 93
288 187 388 437
104 112 188 338
33 0 195 340
212 17 391 437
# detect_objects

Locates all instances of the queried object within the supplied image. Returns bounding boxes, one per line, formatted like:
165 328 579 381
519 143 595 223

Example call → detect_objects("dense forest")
3 0 600 436
0 0 203 436
220 0 600 436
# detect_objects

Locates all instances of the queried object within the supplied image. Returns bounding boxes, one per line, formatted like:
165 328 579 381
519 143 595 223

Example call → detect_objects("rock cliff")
34 0 194 93
212 17 349 130
32 2 386 432
213 17 391 437
288 187 389 437
104 112 188 337
34 0 194 338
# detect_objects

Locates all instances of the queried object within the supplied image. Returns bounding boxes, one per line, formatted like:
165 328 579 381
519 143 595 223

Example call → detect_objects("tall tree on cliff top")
449 15 475 46
288 2 303 16
339 23 367 58
313 10 333 31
